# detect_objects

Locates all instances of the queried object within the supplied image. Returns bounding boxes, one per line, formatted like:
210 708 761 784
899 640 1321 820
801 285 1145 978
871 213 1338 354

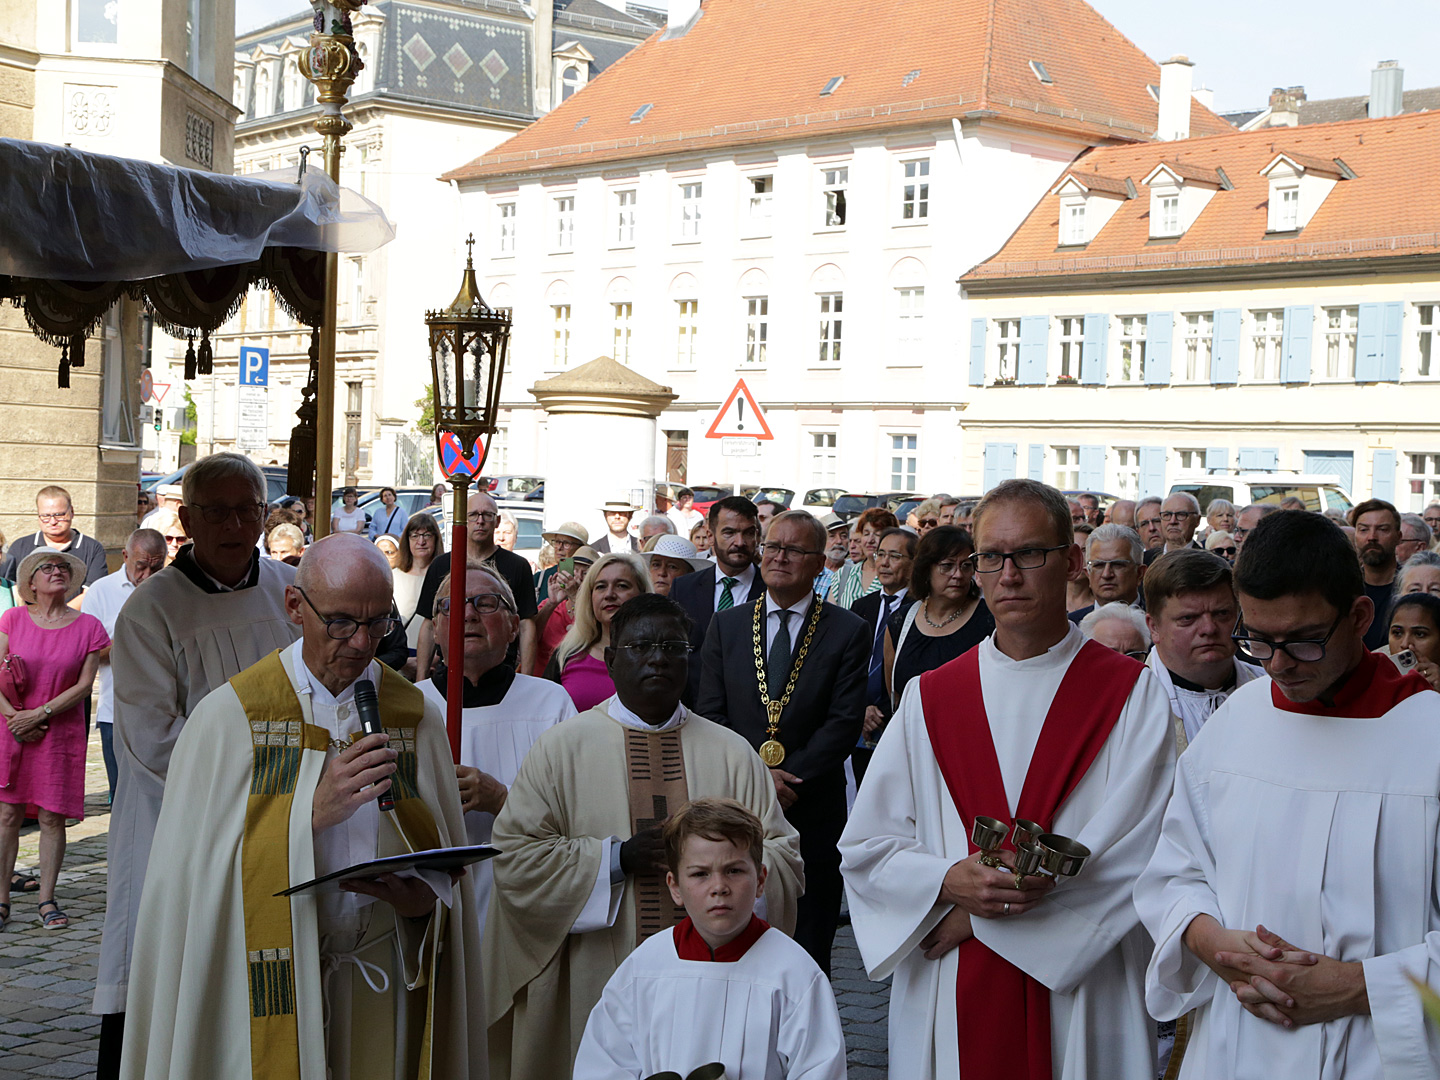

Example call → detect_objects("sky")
238 1 1440 115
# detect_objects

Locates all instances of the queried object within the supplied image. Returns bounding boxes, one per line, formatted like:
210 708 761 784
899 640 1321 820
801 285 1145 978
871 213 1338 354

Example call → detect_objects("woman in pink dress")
543 552 652 711
0 550 109 932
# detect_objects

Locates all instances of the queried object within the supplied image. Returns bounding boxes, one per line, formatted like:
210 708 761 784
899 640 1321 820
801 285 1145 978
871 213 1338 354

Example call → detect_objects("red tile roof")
442 0 1233 182
1265 149 1345 178
1058 172 1133 197
1148 160 1226 186
964 111 1440 282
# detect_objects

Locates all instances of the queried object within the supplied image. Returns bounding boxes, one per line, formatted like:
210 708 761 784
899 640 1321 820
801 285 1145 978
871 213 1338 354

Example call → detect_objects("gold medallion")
759 739 787 767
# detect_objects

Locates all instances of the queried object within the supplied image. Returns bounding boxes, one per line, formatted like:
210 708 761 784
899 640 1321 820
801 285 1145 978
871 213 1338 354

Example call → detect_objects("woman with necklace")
0 551 109 932
882 526 995 710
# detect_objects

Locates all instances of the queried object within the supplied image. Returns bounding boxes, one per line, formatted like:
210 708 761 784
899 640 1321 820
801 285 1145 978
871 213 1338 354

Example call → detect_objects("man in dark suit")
849 527 917 784
669 495 765 705
697 509 869 975
591 500 640 553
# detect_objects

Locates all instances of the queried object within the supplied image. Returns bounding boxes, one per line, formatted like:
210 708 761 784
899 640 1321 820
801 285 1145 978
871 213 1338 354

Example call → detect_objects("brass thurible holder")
969 816 1093 891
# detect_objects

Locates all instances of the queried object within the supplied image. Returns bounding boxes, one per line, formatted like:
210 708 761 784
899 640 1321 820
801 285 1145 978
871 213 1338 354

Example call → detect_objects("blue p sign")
239 346 270 386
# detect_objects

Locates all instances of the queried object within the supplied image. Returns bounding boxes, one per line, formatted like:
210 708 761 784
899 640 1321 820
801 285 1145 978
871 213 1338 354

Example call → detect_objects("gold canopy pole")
300 1 365 538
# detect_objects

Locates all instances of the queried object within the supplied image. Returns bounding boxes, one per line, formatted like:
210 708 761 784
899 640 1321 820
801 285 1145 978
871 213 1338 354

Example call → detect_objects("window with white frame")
1118 315 1147 383
748 176 773 223
551 304 571 367
817 293 843 365
348 256 365 322
896 288 924 352
744 297 768 365
1249 309 1284 381
488 425 509 472
497 201 516 255
1323 306 1358 379
1177 448 1206 472
99 304 135 445
1407 453 1440 511
1417 303 1440 377
615 189 636 245
900 159 929 220
1183 312 1213 382
675 299 699 367
1064 203 1086 245
1158 195 1181 236
994 318 1021 381
1058 316 1085 379
821 167 848 227
1114 447 1140 499
811 432 838 486
76 0 120 45
1052 446 1080 490
612 302 633 364
890 434 918 491
554 196 574 250
678 182 703 240
1277 186 1300 230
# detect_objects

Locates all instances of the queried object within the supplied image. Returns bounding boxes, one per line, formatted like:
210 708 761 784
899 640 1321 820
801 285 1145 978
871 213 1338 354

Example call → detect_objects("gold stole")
232 650 442 1080
623 724 689 942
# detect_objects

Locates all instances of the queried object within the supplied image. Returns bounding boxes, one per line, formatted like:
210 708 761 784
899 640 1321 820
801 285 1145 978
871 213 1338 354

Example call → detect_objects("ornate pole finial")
465 232 476 267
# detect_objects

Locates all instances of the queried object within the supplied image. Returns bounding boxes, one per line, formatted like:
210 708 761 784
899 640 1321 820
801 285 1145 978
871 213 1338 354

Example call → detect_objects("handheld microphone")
353 679 396 813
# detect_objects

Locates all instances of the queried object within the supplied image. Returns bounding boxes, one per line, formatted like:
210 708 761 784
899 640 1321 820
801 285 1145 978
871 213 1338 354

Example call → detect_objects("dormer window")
1261 152 1347 233
1051 172 1134 247
1141 162 1227 240
1159 195 1180 235
1064 204 1086 245
1278 186 1299 230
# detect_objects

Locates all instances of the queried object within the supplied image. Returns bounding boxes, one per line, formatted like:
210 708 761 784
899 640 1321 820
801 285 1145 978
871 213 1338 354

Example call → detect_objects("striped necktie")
717 577 738 611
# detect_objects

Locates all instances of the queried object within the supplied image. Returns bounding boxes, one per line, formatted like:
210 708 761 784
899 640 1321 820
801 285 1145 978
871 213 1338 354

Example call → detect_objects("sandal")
38 899 69 929
0 902 9 932
10 872 38 893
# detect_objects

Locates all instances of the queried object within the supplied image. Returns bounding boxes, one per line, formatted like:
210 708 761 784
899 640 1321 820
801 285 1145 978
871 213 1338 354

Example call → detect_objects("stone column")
530 356 677 542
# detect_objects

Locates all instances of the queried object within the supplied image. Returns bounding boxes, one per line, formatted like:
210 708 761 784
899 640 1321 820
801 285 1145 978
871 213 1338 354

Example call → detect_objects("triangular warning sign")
705 379 774 440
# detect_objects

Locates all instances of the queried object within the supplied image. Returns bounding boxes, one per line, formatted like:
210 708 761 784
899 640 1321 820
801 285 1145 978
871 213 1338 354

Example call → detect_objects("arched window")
560 64 585 101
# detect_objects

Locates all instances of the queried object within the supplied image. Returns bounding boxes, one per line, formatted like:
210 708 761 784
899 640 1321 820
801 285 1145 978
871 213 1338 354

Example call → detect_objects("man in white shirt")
593 500 640 554
80 529 166 802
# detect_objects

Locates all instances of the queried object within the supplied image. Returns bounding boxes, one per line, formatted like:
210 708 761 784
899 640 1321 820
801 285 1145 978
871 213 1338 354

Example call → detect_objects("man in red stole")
839 478 1177 1080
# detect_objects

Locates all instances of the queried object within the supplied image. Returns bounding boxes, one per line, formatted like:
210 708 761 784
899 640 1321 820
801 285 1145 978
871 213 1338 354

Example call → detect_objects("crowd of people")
2 455 1440 1079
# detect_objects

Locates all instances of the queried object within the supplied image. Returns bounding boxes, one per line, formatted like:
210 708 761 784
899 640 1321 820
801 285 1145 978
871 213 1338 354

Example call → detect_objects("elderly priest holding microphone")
119 534 485 1080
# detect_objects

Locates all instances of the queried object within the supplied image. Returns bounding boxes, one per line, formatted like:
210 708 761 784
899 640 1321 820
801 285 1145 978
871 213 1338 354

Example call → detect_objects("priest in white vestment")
121 534 486 1080
840 479 1176 1080
95 455 300 1078
1136 509 1440 1079
485 594 804 1080
416 560 576 935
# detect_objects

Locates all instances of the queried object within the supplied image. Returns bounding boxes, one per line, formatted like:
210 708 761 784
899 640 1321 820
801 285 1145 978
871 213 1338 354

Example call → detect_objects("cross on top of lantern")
425 234 513 469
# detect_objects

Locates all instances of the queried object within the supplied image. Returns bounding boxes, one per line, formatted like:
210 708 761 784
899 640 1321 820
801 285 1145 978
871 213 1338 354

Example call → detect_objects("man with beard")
814 514 851 601
1350 498 1401 650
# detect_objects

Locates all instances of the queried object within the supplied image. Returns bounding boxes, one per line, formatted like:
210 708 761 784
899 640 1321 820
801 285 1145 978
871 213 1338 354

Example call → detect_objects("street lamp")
425 234 512 761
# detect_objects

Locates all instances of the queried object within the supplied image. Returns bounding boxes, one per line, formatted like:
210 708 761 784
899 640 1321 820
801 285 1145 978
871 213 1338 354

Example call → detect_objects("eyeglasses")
467 511 498 523
190 502 265 525
875 549 913 562
760 543 823 561
1232 528 1249 540
969 546 1069 573
614 640 693 657
435 594 513 616
35 562 72 576
1211 546 1237 557
163 534 187 545
1160 511 1198 521
37 512 72 522
918 518 939 529
1125 649 1150 661
1086 559 1136 573
296 587 400 641
934 559 972 577
1231 612 1344 662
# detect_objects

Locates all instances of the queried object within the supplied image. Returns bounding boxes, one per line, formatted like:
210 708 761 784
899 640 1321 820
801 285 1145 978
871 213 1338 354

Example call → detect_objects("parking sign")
239 346 269 386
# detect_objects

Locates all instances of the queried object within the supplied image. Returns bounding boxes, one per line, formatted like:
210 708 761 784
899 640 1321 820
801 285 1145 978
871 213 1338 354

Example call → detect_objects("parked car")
740 486 796 509
831 491 914 522
800 488 846 513
486 475 544 499
689 485 734 514
329 486 441 523
144 462 290 504
1167 473 1354 515
507 505 546 569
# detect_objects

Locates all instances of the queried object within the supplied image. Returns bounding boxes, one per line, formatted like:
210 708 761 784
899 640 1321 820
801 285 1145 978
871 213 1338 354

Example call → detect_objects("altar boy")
573 799 846 1080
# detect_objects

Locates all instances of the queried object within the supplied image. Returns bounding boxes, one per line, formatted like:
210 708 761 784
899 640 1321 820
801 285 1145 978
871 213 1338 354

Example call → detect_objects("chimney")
1370 60 1404 118
1267 85 1305 127
1157 55 1194 141
1191 86 1214 110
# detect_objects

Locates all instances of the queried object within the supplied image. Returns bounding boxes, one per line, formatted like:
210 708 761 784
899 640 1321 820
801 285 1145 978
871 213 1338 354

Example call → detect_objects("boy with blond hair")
574 799 846 1080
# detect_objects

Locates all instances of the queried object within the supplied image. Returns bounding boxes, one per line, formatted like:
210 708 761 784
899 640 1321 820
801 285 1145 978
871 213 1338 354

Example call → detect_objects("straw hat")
16 549 87 603
571 545 600 565
641 534 710 572
818 512 848 533
599 500 636 515
543 521 590 546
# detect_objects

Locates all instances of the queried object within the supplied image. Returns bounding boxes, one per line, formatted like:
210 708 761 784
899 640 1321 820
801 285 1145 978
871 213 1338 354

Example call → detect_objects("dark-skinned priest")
485 593 803 1080
119 534 485 1080
839 479 1176 1080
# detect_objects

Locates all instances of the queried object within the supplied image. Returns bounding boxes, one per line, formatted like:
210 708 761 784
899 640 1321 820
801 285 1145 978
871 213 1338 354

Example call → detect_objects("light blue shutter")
1145 312 1173 384
1356 303 1382 381
1237 447 1257 471
1205 447 1229 473
1372 448 1397 502
1139 446 1167 498
1027 444 1045 481
1237 447 1280 472
1380 302 1404 381
1259 447 1279 470
969 318 987 386
1079 445 1106 490
1303 450 1354 493
1081 314 1108 384
1280 305 1314 383
1212 309 1242 384
1018 315 1049 385
983 442 1017 492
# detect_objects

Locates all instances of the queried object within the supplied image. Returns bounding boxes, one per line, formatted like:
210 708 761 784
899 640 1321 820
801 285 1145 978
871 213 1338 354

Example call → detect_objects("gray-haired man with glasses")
95 453 301 1078
1137 509 1440 1079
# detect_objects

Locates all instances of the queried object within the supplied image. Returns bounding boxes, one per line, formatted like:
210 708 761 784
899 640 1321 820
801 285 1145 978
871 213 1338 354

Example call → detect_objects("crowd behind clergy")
3 451 1440 1079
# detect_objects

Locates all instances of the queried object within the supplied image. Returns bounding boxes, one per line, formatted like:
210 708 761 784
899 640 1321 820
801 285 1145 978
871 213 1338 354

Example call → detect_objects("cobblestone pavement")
0 727 893 1078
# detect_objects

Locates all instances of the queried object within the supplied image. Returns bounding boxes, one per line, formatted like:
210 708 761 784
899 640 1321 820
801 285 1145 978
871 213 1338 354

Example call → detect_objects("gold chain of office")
750 597 823 767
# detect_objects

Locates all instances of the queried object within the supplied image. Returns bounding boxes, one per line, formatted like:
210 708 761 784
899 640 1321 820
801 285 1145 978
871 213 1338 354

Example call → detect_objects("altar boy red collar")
1272 648 1434 718
673 915 769 962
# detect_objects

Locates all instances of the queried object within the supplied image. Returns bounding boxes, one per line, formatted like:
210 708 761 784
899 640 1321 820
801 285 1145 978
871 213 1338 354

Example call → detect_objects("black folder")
275 844 499 896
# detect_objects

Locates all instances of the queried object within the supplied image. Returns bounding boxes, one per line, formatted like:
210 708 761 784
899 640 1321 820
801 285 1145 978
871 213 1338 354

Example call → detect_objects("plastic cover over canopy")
0 138 395 281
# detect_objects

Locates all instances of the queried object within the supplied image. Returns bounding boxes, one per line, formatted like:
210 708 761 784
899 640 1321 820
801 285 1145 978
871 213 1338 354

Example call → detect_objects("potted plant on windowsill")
1056 374 1079 385
993 376 1017 386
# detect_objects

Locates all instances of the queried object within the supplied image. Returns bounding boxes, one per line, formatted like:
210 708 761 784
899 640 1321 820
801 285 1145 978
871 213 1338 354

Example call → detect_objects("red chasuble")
918 639 1144 1080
